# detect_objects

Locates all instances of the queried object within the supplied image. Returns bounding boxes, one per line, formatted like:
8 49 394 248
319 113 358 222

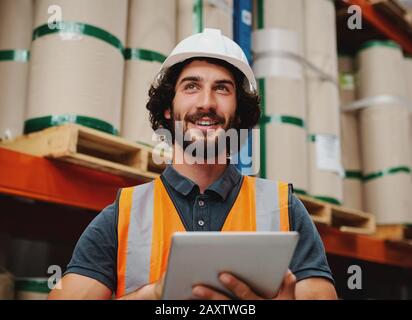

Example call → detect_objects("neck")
172 143 228 193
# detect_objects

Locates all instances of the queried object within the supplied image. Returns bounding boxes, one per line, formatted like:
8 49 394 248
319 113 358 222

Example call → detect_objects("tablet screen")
162 231 299 300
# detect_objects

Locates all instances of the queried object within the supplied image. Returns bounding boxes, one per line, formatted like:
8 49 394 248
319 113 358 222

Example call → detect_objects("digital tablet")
161 231 299 300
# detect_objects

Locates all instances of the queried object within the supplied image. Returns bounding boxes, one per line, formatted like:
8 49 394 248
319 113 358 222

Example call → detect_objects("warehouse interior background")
0 0 412 300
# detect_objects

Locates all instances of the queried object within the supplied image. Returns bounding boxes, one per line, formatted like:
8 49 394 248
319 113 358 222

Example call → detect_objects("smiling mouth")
194 120 220 127
188 117 222 128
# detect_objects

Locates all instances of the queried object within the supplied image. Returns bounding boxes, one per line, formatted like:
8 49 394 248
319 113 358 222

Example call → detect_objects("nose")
198 86 217 111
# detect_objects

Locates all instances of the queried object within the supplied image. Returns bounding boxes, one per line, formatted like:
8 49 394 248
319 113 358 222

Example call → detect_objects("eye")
215 84 230 92
184 82 199 91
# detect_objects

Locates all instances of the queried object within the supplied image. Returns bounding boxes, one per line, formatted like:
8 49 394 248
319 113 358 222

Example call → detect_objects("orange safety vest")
116 175 291 298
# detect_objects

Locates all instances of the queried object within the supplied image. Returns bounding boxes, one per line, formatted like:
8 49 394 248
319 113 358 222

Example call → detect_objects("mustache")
183 110 225 124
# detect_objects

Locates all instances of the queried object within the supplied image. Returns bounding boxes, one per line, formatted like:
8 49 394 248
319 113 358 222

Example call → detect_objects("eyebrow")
178 76 235 88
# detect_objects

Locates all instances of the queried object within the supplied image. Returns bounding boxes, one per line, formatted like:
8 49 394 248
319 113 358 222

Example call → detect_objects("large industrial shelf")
337 0 412 54
0 147 411 269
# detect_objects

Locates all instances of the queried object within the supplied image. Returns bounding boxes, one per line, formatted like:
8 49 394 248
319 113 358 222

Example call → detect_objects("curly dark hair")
146 57 261 143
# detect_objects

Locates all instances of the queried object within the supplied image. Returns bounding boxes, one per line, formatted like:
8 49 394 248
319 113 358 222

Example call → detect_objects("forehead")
177 60 236 82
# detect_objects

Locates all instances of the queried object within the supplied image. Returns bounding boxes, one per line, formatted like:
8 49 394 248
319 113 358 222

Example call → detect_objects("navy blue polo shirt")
65 164 334 293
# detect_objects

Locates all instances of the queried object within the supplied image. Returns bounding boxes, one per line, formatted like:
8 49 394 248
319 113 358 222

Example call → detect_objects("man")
49 29 337 300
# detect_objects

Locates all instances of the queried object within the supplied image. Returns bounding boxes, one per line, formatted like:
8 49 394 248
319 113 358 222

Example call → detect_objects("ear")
164 109 171 120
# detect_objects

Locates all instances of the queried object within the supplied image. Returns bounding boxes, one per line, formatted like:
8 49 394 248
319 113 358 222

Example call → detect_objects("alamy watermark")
347 265 362 290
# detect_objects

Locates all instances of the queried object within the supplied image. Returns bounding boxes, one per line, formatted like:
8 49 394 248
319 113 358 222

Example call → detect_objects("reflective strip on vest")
116 175 291 297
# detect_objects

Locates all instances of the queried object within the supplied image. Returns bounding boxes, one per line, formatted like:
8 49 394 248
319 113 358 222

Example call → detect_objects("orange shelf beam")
345 0 412 54
1 147 411 268
0 147 143 211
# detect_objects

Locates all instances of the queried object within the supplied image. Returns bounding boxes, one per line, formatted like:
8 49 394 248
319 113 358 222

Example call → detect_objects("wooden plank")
331 205 376 235
0 124 169 180
317 223 412 269
298 195 376 235
374 224 412 240
298 195 332 225
62 153 158 180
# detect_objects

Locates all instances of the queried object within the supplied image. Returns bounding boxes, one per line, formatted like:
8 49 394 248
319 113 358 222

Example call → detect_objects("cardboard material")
339 56 363 210
252 0 307 192
304 0 342 203
404 58 412 172
303 0 338 78
254 0 304 36
0 0 32 139
357 44 412 223
26 0 128 133
177 0 233 41
121 0 176 146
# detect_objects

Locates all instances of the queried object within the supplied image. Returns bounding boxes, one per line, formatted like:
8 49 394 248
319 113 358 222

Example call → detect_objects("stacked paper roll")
339 55 363 210
252 0 308 193
0 0 33 140
404 57 412 171
122 0 176 146
177 0 233 41
304 0 343 204
357 41 412 224
25 0 128 134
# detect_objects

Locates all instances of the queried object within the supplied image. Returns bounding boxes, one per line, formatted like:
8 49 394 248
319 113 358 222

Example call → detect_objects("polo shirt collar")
161 164 242 200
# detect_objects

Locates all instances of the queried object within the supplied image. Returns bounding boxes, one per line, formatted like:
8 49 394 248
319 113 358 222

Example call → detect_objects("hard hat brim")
160 52 257 92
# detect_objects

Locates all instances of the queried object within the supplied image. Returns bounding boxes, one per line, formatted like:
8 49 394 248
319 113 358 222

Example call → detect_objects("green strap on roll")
15 279 50 294
261 114 306 128
124 48 166 63
363 166 411 182
313 196 342 206
344 170 363 181
32 21 124 55
293 189 308 196
24 115 119 135
0 49 30 62
258 78 267 178
193 0 204 33
257 0 264 29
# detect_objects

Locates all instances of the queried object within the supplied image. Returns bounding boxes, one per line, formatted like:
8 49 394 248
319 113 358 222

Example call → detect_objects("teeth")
196 120 217 126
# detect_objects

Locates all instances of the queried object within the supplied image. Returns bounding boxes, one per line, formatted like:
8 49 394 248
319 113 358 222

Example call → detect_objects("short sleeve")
64 202 118 293
289 194 335 284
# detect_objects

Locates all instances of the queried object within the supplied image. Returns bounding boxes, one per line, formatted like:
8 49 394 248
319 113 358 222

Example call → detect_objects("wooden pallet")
298 195 376 235
374 224 412 241
0 124 172 181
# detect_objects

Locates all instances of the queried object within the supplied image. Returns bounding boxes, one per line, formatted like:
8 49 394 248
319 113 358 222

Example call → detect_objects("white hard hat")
160 28 257 92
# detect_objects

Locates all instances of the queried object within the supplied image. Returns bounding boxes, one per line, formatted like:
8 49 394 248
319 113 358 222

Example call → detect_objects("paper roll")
338 55 363 210
303 0 338 78
357 42 408 98
266 123 308 192
177 0 233 42
0 0 33 140
25 0 128 133
304 0 342 203
254 0 304 36
308 140 343 204
358 43 412 223
122 0 176 146
405 57 412 171
307 79 340 134
252 28 303 80
252 0 307 192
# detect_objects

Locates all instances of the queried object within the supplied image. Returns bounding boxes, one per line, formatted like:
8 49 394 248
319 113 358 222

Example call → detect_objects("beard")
171 109 237 161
